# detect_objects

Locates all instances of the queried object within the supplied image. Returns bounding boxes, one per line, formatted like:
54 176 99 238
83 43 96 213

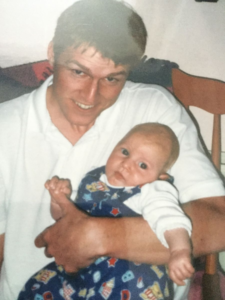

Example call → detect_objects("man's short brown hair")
53 0 147 68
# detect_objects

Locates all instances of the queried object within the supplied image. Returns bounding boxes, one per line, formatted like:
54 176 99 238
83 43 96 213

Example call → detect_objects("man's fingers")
35 227 54 258
35 205 85 249
44 247 53 258
50 193 86 219
35 204 93 271
35 227 49 248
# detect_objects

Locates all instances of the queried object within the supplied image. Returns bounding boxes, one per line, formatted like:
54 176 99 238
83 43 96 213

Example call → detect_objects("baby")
18 123 194 300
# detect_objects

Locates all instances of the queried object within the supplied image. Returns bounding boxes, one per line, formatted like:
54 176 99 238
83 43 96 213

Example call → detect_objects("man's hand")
35 193 103 273
168 249 194 286
35 196 225 274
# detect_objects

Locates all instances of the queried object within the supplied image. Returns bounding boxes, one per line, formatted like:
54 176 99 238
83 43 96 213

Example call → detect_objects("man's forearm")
97 216 170 265
35 202 170 272
36 195 225 272
97 196 225 264
182 195 225 257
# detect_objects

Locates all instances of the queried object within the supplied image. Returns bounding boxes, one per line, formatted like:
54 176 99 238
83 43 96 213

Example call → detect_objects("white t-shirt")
0 76 224 299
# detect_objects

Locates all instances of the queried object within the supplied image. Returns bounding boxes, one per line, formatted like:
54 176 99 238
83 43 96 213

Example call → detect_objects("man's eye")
139 162 147 169
72 69 84 76
121 148 129 156
106 77 117 82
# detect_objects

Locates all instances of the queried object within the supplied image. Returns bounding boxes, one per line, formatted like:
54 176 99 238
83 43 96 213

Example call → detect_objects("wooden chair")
172 68 225 300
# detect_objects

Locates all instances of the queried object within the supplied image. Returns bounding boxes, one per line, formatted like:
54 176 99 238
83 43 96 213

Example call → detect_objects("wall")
133 0 225 150
0 0 225 149
0 0 75 67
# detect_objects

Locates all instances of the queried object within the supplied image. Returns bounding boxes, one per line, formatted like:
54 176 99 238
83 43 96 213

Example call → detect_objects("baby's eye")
139 162 147 169
121 148 129 156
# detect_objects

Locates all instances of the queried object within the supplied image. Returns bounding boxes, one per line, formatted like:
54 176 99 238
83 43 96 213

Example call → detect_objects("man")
0 0 225 299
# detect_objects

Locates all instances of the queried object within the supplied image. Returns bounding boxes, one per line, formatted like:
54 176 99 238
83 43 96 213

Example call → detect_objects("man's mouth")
75 101 94 110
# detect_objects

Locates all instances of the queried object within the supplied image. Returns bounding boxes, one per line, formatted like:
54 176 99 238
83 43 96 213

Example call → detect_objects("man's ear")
47 41 55 67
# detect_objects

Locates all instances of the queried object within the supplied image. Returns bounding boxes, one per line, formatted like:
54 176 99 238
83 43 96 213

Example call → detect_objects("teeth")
75 101 94 110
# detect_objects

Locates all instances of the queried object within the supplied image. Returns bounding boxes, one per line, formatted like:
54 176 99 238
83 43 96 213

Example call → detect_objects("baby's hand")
45 176 72 198
168 249 195 286
45 176 72 221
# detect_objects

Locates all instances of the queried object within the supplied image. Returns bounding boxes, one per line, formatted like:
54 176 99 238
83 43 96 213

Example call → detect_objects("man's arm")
35 192 170 273
0 233 4 271
35 192 225 273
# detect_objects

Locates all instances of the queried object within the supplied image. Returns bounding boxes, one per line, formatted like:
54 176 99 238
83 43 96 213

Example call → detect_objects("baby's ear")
159 172 169 180
159 173 174 184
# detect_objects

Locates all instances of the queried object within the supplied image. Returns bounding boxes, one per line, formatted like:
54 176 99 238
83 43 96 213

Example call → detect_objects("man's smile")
75 101 94 110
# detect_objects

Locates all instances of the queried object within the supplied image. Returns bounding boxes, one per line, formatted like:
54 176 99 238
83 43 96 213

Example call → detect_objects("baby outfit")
18 166 178 300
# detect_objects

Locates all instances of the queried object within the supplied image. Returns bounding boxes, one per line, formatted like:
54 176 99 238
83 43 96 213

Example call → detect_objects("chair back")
172 68 225 300
172 68 225 168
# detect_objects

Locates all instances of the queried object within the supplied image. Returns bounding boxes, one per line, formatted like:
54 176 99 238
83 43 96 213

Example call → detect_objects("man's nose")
83 79 99 104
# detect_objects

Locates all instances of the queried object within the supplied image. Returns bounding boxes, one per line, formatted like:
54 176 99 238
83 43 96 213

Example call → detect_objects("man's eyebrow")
107 70 128 77
66 59 128 77
66 60 89 72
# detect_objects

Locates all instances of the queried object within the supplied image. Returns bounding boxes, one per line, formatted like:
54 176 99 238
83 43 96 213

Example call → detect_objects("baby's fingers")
169 269 186 286
45 176 60 190
183 262 195 277
59 180 72 197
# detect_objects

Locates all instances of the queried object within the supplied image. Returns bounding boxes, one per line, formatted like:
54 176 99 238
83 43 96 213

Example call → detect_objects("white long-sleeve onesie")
100 174 192 248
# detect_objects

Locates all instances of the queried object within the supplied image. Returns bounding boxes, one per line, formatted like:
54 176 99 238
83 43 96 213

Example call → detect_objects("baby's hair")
126 123 179 171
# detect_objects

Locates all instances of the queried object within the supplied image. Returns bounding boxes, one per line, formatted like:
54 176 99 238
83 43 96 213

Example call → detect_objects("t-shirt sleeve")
149 87 225 203
125 181 192 248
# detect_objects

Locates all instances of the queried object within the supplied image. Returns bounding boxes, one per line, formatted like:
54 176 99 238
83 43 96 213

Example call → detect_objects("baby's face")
105 132 170 187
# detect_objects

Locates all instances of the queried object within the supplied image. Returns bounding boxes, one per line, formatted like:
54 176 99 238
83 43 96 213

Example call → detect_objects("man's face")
48 44 129 129
105 132 169 187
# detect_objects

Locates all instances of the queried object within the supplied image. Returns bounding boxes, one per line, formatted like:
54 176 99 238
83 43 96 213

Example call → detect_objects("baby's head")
106 123 179 187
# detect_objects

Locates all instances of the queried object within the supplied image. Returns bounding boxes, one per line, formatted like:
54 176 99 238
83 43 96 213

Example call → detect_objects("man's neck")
50 118 90 145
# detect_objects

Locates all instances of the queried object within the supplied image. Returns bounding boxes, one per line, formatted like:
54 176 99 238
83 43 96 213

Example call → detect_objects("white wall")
0 0 76 67
0 0 225 149
133 0 225 151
